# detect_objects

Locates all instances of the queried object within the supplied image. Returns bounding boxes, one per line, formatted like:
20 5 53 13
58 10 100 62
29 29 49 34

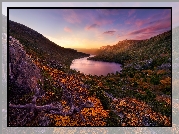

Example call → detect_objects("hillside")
8 19 109 127
9 20 90 70
89 31 171 68
86 30 172 126
8 16 172 127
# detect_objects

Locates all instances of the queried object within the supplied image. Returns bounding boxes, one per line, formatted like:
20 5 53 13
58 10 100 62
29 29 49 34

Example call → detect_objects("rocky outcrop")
9 36 43 94
9 36 94 126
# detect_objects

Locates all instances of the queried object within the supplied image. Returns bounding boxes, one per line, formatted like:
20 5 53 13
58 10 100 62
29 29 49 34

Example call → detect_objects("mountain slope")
89 31 171 69
86 30 172 126
8 17 172 127
8 19 110 127
9 20 90 70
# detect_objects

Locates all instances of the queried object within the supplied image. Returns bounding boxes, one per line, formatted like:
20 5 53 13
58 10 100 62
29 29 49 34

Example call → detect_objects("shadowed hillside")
9 20 90 70
8 19 109 127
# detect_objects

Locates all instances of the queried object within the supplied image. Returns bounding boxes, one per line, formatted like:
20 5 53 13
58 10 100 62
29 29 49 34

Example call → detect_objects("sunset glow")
9 8 171 49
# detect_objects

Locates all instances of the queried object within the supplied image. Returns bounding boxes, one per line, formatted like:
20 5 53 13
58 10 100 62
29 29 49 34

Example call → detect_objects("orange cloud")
64 27 72 33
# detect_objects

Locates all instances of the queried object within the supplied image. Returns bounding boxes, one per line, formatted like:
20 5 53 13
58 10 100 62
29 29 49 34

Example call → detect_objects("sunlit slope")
89 31 171 68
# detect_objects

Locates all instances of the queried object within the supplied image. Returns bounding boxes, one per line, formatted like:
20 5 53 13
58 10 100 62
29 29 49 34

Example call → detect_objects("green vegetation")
8 18 172 126
86 30 171 126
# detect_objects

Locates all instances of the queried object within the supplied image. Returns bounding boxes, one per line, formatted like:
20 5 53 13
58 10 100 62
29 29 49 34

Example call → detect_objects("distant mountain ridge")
98 40 142 57
72 48 99 55
89 30 171 68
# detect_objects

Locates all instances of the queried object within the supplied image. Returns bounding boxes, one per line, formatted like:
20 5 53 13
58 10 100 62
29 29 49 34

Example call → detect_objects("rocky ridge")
8 36 95 126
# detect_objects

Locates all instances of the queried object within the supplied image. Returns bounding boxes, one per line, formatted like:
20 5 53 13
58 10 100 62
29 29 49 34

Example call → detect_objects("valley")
8 17 171 127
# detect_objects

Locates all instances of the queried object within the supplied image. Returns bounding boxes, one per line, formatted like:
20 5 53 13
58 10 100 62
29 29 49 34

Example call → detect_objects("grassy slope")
86 31 172 126
89 31 171 67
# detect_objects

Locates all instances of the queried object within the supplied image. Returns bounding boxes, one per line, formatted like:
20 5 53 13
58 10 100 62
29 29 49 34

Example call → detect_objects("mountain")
89 31 171 69
8 20 98 127
9 20 90 70
72 48 99 55
7 16 172 127
86 31 172 126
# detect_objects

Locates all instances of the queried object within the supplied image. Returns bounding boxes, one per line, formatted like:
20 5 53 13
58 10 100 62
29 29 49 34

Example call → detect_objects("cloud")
85 24 99 30
96 9 120 16
122 14 171 40
63 9 81 23
135 11 171 28
127 19 171 40
147 17 170 26
96 19 113 26
128 9 135 17
125 15 136 25
128 28 153 35
129 22 170 36
93 11 115 26
135 19 149 27
103 31 116 35
64 27 72 32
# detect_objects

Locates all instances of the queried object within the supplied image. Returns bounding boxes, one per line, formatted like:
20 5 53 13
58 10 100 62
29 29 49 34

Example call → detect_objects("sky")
9 8 171 49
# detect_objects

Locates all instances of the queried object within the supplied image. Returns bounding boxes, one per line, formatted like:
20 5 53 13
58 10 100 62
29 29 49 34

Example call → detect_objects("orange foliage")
111 98 171 126
156 95 171 105
160 77 171 85
157 70 166 75
142 70 153 75
49 96 109 126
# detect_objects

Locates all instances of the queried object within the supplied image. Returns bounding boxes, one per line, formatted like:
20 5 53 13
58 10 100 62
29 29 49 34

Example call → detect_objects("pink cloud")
122 16 171 40
103 31 116 35
129 23 170 39
135 19 149 27
125 15 136 25
128 9 135 17
129 21 171 36
64 27 72 32
134 10 171 28
90 10 115 26
63 9 81 24
96 9 120 16
95 19 113 26
85 24 99 30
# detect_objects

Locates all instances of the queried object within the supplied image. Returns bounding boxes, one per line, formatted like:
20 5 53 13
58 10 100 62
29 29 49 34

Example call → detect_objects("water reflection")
70 55 122 76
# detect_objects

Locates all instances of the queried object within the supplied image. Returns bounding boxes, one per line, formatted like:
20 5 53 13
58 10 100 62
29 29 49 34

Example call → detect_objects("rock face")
9 36 43 94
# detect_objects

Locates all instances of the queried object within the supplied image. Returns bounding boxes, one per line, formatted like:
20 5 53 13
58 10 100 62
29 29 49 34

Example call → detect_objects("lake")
70 55 122 76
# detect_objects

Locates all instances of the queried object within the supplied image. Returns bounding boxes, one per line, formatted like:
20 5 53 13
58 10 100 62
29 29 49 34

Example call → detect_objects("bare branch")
9 80 94 126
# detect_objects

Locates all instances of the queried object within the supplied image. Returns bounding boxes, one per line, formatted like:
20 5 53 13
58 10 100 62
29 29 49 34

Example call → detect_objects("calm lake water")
70 55 122 76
